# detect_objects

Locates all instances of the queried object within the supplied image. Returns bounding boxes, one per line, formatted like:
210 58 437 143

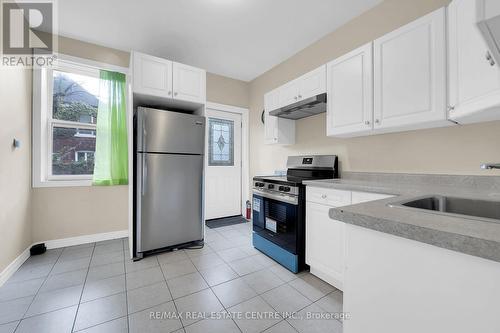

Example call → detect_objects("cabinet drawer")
351 191 394 204
306 187 351 207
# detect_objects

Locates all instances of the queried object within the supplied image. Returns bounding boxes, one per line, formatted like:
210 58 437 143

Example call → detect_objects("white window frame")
33 54 129 188
75 151 94 162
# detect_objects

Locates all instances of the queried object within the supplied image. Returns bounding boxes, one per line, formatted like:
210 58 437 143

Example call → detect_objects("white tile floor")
0 222 343 333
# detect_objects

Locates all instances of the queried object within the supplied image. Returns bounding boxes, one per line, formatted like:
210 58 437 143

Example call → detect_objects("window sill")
33 179 93 188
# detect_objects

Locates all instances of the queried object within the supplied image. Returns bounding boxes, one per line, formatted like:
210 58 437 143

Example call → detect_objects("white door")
205 109 242 220
264 90 279 144
373 8 447 130
298 65 326 100
305 202 345 290
172 62 206 104
327 42 373 137
278 79 301 107
132 52 173 97
448 0 500 123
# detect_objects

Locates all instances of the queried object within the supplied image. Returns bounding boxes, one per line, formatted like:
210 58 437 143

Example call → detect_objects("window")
208 118 234 166
50 69 100 177
75 151 94 162
33 55 128 187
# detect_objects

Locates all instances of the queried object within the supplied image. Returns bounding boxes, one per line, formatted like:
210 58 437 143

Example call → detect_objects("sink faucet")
481 163 500 170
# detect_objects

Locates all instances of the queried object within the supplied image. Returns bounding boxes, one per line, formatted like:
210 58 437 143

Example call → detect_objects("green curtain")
93 70 128 186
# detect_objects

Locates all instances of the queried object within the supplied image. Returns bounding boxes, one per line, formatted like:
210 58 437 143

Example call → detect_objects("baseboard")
42 230 129 249
0 247 31 287
0 229 129 287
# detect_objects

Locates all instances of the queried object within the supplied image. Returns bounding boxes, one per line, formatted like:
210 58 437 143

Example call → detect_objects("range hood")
269 93 327 120
477 0 500 67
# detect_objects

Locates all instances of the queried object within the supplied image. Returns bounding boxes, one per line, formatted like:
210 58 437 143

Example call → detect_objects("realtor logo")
1 0 56 67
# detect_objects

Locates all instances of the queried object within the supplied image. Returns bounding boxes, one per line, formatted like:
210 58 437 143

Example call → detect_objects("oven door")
252 191 299 254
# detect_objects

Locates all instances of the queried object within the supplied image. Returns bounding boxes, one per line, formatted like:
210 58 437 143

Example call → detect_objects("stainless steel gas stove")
252 155 338 273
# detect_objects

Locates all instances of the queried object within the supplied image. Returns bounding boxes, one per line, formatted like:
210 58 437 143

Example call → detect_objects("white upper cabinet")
264 89 295 145
172 62 206 104
327 42 373 137
298 66 327 100
132 52 206 105
133 52 173 97
262 66 324 145
448 0 500 124
278 80 301 107
373 8 448 132
278 66 326 107
264 89 279 144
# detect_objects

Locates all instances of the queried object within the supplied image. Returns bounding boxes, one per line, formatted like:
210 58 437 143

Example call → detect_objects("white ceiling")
57 0 382 81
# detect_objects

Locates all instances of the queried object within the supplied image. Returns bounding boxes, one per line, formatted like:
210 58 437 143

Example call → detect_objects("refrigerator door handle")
142 112 147 152
142 154 147 196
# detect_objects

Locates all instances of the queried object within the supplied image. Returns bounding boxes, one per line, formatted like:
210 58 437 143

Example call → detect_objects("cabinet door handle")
486 51 496 66
298 94 302 99
447 105 455 111
294 96 298 100
375 119 380 124
321 194 327 199
174 92 178 96
364 120 371 125
167 91 172 96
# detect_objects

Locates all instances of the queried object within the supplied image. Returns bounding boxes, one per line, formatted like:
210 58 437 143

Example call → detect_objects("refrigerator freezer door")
137 107 205 154
136 153 204 253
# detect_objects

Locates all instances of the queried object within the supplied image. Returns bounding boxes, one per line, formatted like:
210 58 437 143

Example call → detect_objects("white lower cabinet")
306 201 346 290
344 224 500 333
305 186 394 290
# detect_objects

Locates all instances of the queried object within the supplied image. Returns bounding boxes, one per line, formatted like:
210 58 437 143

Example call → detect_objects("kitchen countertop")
303 173 500 263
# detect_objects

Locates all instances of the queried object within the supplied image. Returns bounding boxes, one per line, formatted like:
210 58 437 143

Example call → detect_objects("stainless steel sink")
389 195 500 223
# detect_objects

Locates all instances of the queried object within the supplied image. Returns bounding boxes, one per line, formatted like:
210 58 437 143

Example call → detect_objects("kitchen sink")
389 195 500 223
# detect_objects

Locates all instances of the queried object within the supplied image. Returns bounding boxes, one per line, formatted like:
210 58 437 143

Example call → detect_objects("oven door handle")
253 189 299 205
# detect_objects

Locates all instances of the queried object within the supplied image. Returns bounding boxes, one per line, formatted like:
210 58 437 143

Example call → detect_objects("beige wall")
31 186 128 242
206 73 249 108
248 0 500 177
0 69 32 272
30 36 249 244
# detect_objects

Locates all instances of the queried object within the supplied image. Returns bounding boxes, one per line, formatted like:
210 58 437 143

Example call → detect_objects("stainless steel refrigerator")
135 107 205 257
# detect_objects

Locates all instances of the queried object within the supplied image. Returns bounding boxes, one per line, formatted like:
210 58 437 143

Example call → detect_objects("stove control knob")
259 183 265 187
282 186 291 192
268 184 275 189
278 186 284 191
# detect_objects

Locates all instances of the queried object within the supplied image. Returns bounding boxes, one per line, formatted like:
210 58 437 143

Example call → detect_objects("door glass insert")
208 118 234 166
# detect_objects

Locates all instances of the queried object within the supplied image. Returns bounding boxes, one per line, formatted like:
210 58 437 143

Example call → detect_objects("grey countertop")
303 173 500 263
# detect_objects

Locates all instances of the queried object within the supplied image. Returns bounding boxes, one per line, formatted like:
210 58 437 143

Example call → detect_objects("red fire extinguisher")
246 200 251 220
